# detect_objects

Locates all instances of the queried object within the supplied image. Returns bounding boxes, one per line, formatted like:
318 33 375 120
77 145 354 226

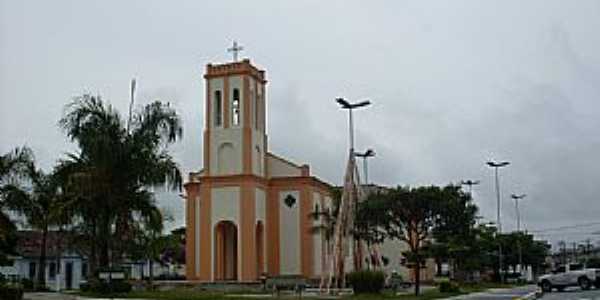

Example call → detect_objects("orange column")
266 188 280 275
300 186 314 278
185 184 197 280
242 75 252 174
239 182 257 281
198 183 212 281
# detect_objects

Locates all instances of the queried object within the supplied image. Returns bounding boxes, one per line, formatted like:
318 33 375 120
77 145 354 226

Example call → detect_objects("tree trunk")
37 226 48 290
149 259 154 284
414 258 421 296
435 259 442 277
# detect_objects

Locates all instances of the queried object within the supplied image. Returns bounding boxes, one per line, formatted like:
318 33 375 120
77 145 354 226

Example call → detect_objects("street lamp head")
487 161 510 168
353 100 371 108
336 98 371 109
335 97 352 109
511 193 527 200
461 180 480 186
365 149 376 157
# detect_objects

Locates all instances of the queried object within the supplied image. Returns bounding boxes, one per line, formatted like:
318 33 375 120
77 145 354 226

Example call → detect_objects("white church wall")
211 186 241 279
252 133 265 177
278 190 301 275
211 130 243 175
255 188 266 222
379 238 411 279
267 155 302 178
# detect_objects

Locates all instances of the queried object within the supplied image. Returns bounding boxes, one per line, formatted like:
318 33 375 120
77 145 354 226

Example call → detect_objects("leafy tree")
431 185 478 280
380 186 442 296
354 192 388 269
57 94 183 275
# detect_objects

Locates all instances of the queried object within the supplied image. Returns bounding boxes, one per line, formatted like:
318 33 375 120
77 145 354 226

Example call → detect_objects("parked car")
538 263 600 292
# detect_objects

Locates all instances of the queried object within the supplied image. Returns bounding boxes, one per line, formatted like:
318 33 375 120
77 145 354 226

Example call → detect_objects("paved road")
447 285 538 299
540 287 600 299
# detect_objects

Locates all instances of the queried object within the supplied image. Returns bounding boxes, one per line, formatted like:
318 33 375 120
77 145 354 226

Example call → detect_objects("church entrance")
214 221 238 281
256 221 264 276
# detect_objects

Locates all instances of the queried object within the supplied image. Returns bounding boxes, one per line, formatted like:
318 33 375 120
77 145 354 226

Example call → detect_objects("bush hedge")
346 270 385 294
80 279 132 294
0 285 24 300
439 281 460 293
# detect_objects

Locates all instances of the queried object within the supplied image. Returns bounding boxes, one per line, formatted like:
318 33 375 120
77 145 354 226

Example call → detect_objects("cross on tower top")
227 41 244 62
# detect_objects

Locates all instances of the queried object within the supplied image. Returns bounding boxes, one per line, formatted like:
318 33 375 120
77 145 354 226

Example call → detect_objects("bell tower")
203 59 267 178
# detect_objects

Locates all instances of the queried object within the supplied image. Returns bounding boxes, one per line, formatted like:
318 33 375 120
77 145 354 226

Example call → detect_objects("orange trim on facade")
185 184 198 280
242 76 252 174
266 187 280 275
198 183 212 280
205 59 267 84
240 182 257 280
223 76 230 129
300 186 314 277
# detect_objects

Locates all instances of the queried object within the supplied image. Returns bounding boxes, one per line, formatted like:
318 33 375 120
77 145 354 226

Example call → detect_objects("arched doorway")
255 221 265 276
214 221 238 280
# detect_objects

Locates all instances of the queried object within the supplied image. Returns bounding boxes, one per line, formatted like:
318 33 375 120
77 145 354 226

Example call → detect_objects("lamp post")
486 160 510 282
511 194 527 233
511 193 526 275
355 149 375 185
336 98 371 153
460 180 480 198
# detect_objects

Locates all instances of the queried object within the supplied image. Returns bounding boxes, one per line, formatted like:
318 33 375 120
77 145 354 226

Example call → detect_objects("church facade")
184 59 333 282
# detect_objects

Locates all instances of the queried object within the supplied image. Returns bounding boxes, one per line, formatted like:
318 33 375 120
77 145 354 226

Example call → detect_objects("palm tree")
2 160 69 289
0 147 34 265
58 94 182 275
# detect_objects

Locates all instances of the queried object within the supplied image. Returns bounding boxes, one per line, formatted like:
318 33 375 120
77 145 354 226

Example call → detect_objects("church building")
184 58 333 282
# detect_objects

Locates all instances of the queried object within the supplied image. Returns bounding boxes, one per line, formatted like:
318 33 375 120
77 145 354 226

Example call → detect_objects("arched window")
232 88 240 126
214 90 222 126
314 203 320 220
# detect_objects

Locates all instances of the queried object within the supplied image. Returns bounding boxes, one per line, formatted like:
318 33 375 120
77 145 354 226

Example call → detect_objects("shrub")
0 284 24 300
19 278 33 291
439 281 460 293
82 279 132 294
346 270 385 294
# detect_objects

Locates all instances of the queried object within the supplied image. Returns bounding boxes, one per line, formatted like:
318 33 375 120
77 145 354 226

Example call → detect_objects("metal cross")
227 41 244 62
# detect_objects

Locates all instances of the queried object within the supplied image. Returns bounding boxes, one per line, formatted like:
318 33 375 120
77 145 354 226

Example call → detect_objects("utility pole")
487 160 510 283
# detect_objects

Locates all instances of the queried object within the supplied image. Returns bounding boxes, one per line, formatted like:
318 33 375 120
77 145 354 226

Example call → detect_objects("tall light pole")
355 149 375 185
487 160 510 282
461 180 480 198
511 194 527 232
511 193 526 275
336 98 371 153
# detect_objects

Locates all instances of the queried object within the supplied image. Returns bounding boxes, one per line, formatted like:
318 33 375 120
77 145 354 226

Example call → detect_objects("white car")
538 263 600 292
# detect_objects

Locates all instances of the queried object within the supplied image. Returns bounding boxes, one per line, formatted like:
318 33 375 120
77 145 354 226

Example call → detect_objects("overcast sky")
2 1 600 249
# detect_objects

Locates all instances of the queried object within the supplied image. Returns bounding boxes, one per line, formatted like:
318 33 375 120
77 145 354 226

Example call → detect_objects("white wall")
267 155 302 178
211 186 241 280
279 190 300 275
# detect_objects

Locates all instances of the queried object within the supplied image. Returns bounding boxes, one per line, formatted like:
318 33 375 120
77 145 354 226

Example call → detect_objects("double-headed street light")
511 193 527 275
461 179 480 197
355 149 376 185
486 160 510 283
336 98 371 153
510 194 527 232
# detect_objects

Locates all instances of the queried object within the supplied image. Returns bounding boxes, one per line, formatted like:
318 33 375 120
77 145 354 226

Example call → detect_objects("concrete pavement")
445 285 539 300
539 287 600 299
